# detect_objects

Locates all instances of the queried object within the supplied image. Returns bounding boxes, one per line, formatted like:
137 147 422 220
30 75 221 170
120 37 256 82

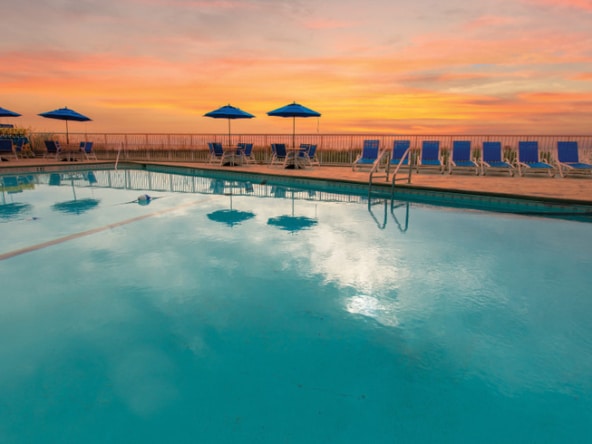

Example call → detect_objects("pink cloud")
463 15 523 32
303 19 356 30
523 0 592 12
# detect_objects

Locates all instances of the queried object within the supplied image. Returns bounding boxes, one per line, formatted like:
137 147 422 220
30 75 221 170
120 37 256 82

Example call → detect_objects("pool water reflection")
1 168 591 443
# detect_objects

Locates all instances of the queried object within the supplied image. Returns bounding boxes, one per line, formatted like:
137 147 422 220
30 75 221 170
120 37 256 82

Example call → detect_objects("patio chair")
556 141 592 178
448 140 478 175
480 142 514 176
385 140 411 179
517 141 555 177
0 139 15 161
303 144 319 167
80 141 97 160
270 143 287 166
416 141 444 174
13 137 33 159
208 142 226 164
352 139 380 171
237 143 255 164
44 140 62 159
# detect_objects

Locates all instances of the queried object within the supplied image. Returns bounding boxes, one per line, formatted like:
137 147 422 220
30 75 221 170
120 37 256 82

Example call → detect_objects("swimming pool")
1 166 592 443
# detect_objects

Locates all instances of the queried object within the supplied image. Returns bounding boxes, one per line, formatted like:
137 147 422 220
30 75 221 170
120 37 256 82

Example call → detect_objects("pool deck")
1 158 591 204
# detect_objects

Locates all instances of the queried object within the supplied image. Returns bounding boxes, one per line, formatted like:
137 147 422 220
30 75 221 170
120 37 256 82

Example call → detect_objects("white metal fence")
29 132 592 165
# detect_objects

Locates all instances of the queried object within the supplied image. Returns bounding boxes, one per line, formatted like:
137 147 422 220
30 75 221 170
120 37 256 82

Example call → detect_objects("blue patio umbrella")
267 102 321 148
38 107 91 144
0 107 21 118
204 104 255 146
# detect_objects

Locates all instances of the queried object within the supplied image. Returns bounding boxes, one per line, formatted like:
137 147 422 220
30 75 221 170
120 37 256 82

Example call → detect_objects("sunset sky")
2 0 592 135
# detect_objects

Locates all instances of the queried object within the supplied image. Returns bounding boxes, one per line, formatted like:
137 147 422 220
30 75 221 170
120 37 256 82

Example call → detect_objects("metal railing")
27 132 592 166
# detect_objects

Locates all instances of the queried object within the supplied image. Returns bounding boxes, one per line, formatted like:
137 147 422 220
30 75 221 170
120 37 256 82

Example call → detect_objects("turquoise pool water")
1 168 592 443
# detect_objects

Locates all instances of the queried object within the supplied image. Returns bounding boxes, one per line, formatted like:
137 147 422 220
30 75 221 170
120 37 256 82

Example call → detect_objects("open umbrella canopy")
267 102 321 118
204 105 255 120
39 107 91 122
38 107 91 144
52 198 100 215
0 107 21 118
204 104 255 146
267 102 321 148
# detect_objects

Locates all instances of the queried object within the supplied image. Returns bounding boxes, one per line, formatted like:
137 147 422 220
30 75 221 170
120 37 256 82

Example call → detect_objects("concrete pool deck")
1 158 591 204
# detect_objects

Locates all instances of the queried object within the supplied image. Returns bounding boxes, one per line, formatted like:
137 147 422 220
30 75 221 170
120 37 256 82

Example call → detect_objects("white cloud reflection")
2 171 592 406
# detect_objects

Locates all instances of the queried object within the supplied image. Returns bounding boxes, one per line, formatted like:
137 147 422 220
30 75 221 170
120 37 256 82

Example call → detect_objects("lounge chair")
385 140 411 179
44 140 62 159
305 144 320 166
208 142 223 163
352 139 380 171
13 137 33 159
556 141 592 178
270 143 287 166
480 142 514 176
448 140 478 175
0 139 15 161
517 141 555 177
416 141 443 174
237 143 255 164
80 141 97 160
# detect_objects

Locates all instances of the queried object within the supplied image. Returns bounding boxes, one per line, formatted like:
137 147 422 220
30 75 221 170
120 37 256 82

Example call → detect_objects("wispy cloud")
3 0 592 134
523 0 592 12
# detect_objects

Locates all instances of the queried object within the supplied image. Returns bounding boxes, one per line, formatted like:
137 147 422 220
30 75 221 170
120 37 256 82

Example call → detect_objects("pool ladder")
367 199 410 231
368 148 413 197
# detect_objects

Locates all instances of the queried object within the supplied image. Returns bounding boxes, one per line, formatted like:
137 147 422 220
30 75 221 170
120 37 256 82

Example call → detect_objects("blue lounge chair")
44 140 62 159
385 140 411 178
352 139 380 171
13 137 32 159
270 143 287 166
0 139 15 161
237 143 255 164
449 140 478 175
208 142 223 163
293 143 310 167
80 141 97 160
518 141 555 177
390 140 411 167
303 144 319 167
416 141 443 173
480 142 514 176
556 141 592 178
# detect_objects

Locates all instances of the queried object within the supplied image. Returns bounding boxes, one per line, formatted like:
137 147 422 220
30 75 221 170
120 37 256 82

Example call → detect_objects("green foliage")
0 126 28 138
504 146 516 164
440 147 450 164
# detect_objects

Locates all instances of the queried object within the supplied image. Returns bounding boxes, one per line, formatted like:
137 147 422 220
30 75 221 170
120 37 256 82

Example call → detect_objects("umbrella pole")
228 119 232 147
65 120 69 144
292 117 296 148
